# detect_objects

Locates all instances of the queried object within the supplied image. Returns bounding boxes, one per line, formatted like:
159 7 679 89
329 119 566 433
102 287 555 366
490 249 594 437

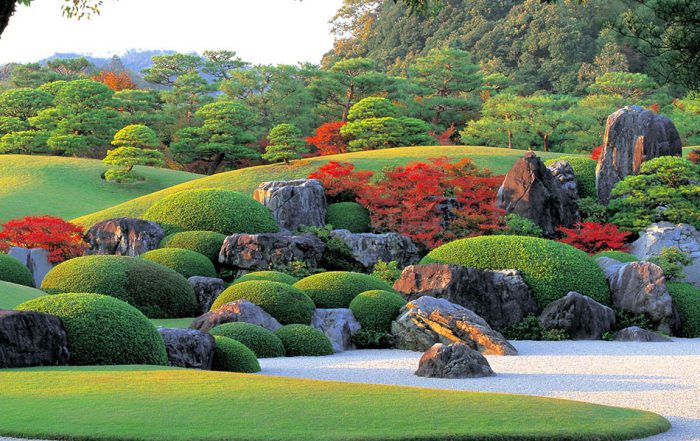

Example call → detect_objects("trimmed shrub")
326 202 371 233
293 271 396 309
0 254 34 287
233 271 299 285
16 293 168 365
159 231 226 262
422 236 610 308
274 324 333 356
210 281 315 325
142 189 279 235
211 335 261 373
592 251 639 263
667 282 700 338
210 322 285 358
544 156 597 198
141 248 217 279
41 255 197 318
349 290 406 332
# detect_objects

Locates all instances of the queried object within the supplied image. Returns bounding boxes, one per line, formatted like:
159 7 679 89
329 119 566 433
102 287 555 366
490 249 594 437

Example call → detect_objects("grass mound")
211 335 261 373
0 254 34 287
326 202 371 233
210 322 285 358
140 248 218 279
349 289 406 332
159 231 227 262
293 271 396 308
274 324 334 356
592 251 639 263
233 271 298 285
0 280 45 309
667 282 700 338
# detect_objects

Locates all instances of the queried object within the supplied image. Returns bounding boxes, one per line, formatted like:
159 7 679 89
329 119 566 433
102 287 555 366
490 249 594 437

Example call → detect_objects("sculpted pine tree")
262 124 309 165
103 124 163 183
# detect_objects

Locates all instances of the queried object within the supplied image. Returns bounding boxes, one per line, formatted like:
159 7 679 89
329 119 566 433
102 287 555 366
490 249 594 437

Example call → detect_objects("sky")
0 0 343 65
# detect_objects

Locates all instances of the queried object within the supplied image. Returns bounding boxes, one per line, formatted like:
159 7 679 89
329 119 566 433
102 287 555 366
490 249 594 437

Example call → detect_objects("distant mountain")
37 49 177 73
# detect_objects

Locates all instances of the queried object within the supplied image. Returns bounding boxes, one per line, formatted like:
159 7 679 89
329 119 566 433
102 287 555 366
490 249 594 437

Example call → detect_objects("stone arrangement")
8 246 52 287
83 217 164 256
253 179 327 232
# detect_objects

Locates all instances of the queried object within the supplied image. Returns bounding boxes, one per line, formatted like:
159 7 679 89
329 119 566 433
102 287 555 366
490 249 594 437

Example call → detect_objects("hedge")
544 156 597 198
274 324 333 356
41 255 197 318
210 322 285 358
233 271 299 285
210 280 315 325
0 254 34 287
349 290 406 332
211 335 261 373
140 248 218 279
293 272 396 309
159 231 227 262
326 202 371 233
142 189 279 235
592 251 639 263
667 282 700 338
422 236 610 308
17 293 168 365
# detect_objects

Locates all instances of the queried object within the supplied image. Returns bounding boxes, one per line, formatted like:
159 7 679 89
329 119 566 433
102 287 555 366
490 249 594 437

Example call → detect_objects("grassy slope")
0 155 200 224
0 280 45 310
150 317 196 328
0 366 669 441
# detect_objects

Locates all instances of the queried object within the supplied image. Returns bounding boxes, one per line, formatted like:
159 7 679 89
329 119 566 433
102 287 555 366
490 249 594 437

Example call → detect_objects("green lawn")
151 317 196 328
0 155 201 224
0 280 45 310
0 365 669 441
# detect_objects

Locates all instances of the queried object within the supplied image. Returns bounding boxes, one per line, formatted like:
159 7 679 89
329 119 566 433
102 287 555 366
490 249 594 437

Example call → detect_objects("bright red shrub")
591 145 603 161
429 124 458 146
557 221 632 255
308 161 373 202
306 122 349 156
688 149 700 165
0 216 86 263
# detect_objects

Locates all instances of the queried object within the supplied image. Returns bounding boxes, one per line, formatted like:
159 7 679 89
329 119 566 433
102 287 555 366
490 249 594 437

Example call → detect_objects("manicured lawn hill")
0 366 669 441
0 280 45 310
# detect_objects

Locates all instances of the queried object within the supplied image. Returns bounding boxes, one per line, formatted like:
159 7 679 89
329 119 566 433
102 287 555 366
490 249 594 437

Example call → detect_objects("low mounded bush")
422 236 610 308
140 248 218 279
274 324 333 356
667 282 700 338
0 254 34 287
349 290 406 332
326 202 371 233
159 231 227 262
592 251 639 263
17 293 168 365
233 271 299 285
544 156 597 198
210 322 285 358
210 280 315 325
211 335 261 373
41 255 197 318
293 271 396 308
141 189 279 235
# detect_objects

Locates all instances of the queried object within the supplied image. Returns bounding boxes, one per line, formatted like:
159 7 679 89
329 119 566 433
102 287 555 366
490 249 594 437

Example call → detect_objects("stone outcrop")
415 343 495 379
158 327 215 369
7 247 53 287
0 310 69 368
391 296 517 355
538 292 616 340
253 179 327 231
329 230 420 270
191 300 282 333
83 217 164 256
218 233 325 275
496 152 579 236
393 264 538 329
188 276 225 314
596 106 682 203
311 308 361 352
613 326 672 342
547 160 579 200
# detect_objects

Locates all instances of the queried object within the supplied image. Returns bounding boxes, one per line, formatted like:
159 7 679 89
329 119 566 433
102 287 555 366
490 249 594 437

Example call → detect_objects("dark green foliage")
577 197 610 223
210 322 285 358
0 254 34 287
40 255 197 318
614 310 654 332
211 335 261 373
274 324 334 356
210 280 315 325
371 260 403 285
544 156 597 198
501 314 570 341
140 248 217 279
233 271 299 285
648 247 693 281
667 282 700 338
293 271 396 309
142 189 279 236
497 214 543 238
16 293 168 365
349 289 406 332
422 236 610 308
592 251 639 263
351 329 395 349
159 231 227 262
326 202 371 233
299 225 362 272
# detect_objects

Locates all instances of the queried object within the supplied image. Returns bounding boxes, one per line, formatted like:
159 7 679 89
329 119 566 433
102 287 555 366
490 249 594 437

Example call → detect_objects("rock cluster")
253 179 327 232
330 229 420 270
84 217 164 256
219 233 325 275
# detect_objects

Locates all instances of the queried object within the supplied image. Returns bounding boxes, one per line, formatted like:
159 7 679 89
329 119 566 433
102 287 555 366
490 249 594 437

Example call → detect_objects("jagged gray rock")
311 308 361 352
415 343 495 378
539 292 616 340
0 310 69 368
84 217 164 256
191 300 283 333
158 327 215 369
547 160 579 200
329 229 420 270
218 233 325 275
613 326 672 342
8 247 53 287
188 276 225 314
253 179 327 231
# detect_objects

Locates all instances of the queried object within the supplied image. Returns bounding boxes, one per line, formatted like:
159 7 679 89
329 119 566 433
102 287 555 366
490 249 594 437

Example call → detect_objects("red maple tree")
0 216 86 263
91 70 136 91
305 121 349 156
429 124 458 146
557 221 632 254
591 144 603 161
308 161 373 202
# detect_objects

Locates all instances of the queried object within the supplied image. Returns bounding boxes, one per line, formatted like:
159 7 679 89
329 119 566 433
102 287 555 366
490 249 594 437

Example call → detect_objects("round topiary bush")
41 255 197 318
422 236 610 308
0 254 34 287
293 271 396 309
140 248 218 279
211 335 261 373
16 293 168 365
592 251 639 263
233 271 298 285
326 202 371 233
274 324 333 356
667 282 700 338
210 322 285 358
210 280 315 325
141 189 279 235
159 231 227 262
544 156 597 198
349 290 406 332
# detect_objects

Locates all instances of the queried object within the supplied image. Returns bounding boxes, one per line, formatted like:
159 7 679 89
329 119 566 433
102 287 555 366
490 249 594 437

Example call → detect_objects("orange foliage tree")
91 70 136 91
305 121 349 156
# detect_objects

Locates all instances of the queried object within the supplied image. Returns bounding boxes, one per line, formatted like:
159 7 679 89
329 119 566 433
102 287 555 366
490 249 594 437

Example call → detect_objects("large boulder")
391 296 517 355
8 247 53 287
188 276 225 314
496 152 579 237
157 327 215 370
0 310 69 368
329 229 420 270
393 264 538 329
547 160 579 200
218 233 325 275
630 222 700 288
252 179 327 232
311 308 361 353
84 217 164 256
415 343 495 379
596 105 682 203
190 300 283 333
538 292 616 340
613 326 672 342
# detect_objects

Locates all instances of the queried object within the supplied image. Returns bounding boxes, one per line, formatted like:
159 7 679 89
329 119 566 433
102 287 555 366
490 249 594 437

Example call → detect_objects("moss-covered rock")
293 271 395 309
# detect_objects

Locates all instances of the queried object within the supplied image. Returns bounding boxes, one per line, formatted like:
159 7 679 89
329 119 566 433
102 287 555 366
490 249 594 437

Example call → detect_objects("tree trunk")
208 153 225 175
341 81 355 122
507 129 512 149
0 1 16 39
126 165 134 172
543 134 549 152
